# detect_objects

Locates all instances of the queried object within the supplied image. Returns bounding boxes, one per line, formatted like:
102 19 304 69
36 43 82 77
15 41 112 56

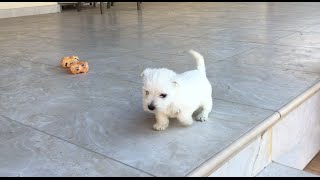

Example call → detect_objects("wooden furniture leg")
77 2 81 12
137 2 141 10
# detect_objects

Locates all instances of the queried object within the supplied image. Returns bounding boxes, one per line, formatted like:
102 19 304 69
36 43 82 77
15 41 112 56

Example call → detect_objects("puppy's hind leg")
177 111 194 126
196 98 212 122
153 112 169 131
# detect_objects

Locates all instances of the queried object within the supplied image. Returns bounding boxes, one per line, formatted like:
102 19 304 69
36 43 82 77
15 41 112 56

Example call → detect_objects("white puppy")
141 50 213 131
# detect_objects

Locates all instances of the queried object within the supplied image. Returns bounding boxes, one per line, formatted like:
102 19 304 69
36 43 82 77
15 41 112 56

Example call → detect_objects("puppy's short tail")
188 49 206 75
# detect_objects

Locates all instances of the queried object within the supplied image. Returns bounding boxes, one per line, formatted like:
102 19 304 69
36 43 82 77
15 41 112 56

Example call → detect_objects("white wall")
0 2 57 10
0 2 60 19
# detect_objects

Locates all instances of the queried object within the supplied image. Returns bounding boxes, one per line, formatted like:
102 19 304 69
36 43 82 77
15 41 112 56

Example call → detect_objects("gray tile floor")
1 2 320 177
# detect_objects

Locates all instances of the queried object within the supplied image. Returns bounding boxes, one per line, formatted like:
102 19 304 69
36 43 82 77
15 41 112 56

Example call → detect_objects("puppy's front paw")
196 113 208 122
153 123 168 131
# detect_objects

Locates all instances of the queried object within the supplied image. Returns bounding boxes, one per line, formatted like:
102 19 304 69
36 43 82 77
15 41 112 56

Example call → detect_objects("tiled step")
257 163 319 177
190 83 320 177
304 151 320 175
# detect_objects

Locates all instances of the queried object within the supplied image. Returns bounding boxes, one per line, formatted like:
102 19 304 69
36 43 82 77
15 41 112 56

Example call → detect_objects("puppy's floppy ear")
141 68 150 78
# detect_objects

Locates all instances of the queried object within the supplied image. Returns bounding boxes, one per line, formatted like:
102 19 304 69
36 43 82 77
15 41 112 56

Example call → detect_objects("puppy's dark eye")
160 93 167 98
145 91 149 95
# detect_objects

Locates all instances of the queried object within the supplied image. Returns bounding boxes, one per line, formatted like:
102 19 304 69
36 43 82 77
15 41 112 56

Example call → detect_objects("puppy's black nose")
148 104 155 111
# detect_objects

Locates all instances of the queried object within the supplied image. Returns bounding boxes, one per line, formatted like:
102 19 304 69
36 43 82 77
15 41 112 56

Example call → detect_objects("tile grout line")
0 114 156 177
209 44 265 65
7 57 58 68
229 62 320 76
216 29 320 74
212 97 277 112
275 79 320 118
265 22 318 45
214 76 320 121
226 30 299 61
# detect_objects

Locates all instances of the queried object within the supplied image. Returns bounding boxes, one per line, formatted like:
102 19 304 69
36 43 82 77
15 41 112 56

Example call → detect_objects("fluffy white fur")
141 49 213 131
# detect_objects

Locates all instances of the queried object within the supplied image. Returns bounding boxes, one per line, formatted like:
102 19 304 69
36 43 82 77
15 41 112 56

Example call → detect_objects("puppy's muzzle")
148 103 155 111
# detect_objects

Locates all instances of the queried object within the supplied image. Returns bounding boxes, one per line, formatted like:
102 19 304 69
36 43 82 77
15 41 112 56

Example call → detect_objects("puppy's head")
141 68 179 114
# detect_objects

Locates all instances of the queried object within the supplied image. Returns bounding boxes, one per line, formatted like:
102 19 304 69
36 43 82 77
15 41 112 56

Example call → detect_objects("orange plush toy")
60 56 79 68
69 61 89 74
